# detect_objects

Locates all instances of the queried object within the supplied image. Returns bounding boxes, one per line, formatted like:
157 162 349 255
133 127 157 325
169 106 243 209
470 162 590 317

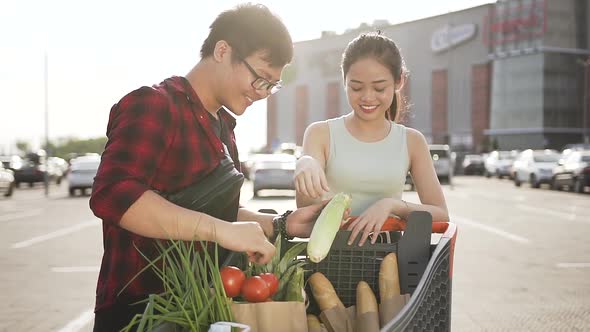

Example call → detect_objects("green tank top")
324 116 409 216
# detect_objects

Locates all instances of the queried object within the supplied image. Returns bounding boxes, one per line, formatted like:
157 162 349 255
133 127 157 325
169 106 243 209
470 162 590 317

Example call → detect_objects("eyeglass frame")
240 58 283 94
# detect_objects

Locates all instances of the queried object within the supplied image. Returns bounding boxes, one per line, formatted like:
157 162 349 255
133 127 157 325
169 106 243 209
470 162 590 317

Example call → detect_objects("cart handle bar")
342 216 456 239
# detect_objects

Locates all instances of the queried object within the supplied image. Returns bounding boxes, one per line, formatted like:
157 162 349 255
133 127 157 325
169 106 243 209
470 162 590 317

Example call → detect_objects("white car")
552 150 590 192
512 149 560 188
429 144 453 183
484 150 518 179
67 156 101 196
0 162 15 197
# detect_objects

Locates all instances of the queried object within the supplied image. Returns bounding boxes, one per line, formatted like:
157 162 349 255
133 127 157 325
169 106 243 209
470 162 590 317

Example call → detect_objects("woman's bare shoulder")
405 127 428 146
305 120 330 140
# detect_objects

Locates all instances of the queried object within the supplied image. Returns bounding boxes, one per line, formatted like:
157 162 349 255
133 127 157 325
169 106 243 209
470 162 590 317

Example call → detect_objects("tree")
492 138 499 150
51 137 108 160
15 140 30 154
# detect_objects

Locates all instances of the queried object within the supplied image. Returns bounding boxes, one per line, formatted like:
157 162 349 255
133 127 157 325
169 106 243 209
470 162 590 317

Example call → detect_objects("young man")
90 4 326 331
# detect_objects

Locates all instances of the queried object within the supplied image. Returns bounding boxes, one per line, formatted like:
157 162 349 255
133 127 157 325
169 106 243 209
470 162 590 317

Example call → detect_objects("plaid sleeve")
90 86 175 225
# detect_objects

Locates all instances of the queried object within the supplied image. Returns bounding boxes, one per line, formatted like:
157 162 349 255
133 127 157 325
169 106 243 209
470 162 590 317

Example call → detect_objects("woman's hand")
346 198 393 246
294 155 330 199
215 221 275 264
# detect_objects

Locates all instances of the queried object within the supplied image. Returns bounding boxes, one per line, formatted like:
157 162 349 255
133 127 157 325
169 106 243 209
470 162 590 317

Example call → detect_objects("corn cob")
307 192 352 263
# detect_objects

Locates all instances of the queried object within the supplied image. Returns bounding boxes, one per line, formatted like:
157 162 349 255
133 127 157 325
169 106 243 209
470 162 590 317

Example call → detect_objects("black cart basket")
304 211 458 332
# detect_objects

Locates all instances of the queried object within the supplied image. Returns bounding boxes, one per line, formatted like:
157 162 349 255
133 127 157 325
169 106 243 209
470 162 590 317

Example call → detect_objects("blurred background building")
267 0 590 153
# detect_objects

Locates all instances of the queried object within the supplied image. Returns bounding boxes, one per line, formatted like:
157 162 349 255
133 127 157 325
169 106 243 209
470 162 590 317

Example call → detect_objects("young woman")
295 32 449 247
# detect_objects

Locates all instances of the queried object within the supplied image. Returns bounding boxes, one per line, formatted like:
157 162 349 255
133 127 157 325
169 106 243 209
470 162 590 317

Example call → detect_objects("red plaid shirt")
90 76 241 311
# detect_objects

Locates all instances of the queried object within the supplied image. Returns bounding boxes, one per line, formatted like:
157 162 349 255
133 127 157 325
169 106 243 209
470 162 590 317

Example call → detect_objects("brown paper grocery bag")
307 313 332 332
307 324 325 332
231 301 307 332
355 311 380 332
319 306 353 332
345 306 356 323
379 293 411 326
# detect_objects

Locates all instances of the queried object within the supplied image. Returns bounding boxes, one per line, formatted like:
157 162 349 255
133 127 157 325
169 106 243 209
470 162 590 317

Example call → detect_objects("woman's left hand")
346 198 393 246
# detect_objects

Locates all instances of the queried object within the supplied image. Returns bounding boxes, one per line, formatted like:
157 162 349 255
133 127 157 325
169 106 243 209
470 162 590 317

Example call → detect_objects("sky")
0 0 493 155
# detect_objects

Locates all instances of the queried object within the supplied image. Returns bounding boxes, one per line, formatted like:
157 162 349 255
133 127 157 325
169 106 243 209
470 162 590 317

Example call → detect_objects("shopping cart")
304 211 458 332
147 211 457 332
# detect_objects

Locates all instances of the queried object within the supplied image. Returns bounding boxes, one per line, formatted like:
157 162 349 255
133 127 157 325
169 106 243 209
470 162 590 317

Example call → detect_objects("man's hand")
286 199 351 238
215 221 275 264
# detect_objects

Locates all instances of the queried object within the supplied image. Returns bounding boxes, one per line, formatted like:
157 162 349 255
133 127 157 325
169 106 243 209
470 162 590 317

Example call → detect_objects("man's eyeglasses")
241 59 282 95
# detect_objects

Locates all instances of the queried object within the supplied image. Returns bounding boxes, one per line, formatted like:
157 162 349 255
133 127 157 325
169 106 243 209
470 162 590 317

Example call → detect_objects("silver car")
485 150 518 179
251 153 296 197
429 144 453 183
512 149 560 188
67 156 101 196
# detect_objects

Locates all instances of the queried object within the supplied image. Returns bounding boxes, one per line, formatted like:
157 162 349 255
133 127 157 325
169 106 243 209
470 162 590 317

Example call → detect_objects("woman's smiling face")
345 57 396 121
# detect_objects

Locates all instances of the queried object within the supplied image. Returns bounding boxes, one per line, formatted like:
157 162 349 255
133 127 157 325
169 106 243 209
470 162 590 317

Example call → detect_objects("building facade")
487 0 590 149
267 0 590 152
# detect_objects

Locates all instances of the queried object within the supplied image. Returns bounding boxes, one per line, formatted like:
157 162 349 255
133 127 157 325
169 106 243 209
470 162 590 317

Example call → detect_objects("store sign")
431 24 478 53
484 0 546 46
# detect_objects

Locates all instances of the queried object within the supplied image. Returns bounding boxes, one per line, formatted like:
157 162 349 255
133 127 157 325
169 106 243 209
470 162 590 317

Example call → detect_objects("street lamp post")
584 57 589 144
578 56 590 144
44 52 49 197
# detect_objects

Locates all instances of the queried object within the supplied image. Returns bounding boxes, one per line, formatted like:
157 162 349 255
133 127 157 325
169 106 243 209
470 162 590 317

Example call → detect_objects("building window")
471 63 491 152
432 70 448 144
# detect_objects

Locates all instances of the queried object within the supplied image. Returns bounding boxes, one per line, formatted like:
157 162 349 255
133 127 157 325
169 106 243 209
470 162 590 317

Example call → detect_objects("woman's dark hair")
200 3 293 67
341 32 406 121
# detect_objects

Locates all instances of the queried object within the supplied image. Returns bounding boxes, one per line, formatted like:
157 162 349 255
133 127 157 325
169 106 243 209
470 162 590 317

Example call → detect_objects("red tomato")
219 266 245 298
258 273 279 296
241 276 270 303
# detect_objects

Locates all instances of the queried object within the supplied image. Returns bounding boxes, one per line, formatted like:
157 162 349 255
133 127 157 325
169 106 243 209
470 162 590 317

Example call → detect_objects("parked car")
250 153 296 197
14 151 48 187
461 154 485 175
429 144 453 183
0 155 23 171
274 143 303 159
49 156 68 177
551 150 590 193
484 150 518 179
512 149 560 188
242 153 267 181
67 155 101 196
0 162 15 197
562 143 590 151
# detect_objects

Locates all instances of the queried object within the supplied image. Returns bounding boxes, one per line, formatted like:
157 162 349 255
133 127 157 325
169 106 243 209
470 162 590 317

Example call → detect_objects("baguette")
379 253 400 301
308 272 345 311
356 281 378 315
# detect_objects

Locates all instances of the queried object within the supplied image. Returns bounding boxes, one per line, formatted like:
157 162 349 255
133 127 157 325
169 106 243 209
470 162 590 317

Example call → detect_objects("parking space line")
11 220 99 249
0 209 43 222
451 215 531 245
556 263 590 268
517 204 585 223
57 308 94 332
51 266 100 273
